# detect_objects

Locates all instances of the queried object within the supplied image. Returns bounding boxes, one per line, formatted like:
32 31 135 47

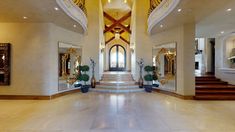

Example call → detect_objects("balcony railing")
148 0 163 16
73 0 87 16
56 0 88 33
147 0 180 34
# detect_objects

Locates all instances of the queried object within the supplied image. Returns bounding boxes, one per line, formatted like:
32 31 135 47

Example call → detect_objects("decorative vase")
91 75 96 88
90 58 96 88
137 58 144 89
139 76 144 88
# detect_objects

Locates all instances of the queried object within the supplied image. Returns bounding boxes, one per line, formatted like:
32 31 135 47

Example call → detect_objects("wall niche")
0 43 11 85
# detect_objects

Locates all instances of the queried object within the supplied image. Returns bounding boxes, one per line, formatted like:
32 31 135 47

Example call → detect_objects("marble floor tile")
0 92 235 132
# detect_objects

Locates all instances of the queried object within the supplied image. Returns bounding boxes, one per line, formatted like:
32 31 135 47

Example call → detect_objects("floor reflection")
0 92 235 132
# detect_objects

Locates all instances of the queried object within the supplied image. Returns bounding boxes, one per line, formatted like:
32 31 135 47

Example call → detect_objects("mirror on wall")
58 42 82 91
152 42 177 92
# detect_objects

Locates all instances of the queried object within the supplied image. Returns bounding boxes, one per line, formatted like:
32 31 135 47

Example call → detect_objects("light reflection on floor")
0 92 235 132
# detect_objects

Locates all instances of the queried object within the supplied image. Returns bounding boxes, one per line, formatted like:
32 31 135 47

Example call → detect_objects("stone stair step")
100 81 136 85
196 81 228 85
196 85 235 89
96 84 139 89
101 78 134 81
196 90 235 94
195 95 235 100
196 78 220 81
90 88 144 93
102 75 132 77
96 72 140 93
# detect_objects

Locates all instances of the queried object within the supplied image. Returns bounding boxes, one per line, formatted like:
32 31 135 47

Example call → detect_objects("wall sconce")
131 49 134 53
130 44 135 53
100 44 105 53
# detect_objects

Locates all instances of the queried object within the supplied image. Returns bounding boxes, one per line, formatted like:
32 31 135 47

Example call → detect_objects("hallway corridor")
1 92 235 132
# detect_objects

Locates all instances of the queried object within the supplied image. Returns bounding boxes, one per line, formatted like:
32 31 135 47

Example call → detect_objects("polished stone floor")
1 92 235 132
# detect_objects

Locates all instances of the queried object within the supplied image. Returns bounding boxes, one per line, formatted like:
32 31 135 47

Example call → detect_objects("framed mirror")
152 42 177 92
0 43 11 86
58 42 82 91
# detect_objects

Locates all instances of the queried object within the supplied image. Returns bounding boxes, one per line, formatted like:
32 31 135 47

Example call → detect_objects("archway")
109 45 126 71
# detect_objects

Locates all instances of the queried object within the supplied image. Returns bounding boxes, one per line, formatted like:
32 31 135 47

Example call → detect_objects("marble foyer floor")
1 92 235 132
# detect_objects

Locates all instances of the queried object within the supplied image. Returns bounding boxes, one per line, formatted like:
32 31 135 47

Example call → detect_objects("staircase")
195 75 235 100
91 72 144 93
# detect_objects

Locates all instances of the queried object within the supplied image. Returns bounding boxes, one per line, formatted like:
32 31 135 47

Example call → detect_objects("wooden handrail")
148 0 163 16
73 0 87 16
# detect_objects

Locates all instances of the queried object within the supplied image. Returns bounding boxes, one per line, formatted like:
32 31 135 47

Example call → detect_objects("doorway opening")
195 38 215 76
109 45 126 71
210 38 215 75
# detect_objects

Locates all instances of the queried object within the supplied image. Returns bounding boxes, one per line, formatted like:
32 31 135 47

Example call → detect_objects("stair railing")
73 0 87 16
148 0 163 16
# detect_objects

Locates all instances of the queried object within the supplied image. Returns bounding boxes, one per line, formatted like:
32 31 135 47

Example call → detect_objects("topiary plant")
144 65 153 85
152 66 158 81
78 65 90 85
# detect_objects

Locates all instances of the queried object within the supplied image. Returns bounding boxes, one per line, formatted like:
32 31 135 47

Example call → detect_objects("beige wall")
134 0 154 81
130 0 137 79
0 0 196 96
215 34 235 85
131 0 195 96
81 0 100 81
149 24 195 96
48 24 84 95
0 23 50 95
99 0 105 79
0 23 84 95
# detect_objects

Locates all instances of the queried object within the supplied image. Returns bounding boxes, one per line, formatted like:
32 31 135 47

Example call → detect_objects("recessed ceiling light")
108 0 111 3
160 24 163 28
23 16 28 19
73 25 77 28
124 0 127 3
177 8 182 12
227 8 232 12
221 31 225 34
54 7 59 11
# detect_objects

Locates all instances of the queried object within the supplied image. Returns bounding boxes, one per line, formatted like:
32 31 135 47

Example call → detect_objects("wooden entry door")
109 45 126 71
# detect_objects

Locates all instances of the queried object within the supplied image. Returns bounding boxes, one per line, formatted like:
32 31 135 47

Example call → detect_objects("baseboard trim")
0 89 81 100
153 88 194 100
51 89 81 99
0 95 51 100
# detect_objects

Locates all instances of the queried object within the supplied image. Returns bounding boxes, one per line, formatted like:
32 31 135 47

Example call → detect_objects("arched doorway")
109 45 126 71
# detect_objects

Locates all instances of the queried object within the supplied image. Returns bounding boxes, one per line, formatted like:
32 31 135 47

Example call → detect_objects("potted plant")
78 65 90 93
74 65 82 88
152 66 159 87
144 65 153 92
